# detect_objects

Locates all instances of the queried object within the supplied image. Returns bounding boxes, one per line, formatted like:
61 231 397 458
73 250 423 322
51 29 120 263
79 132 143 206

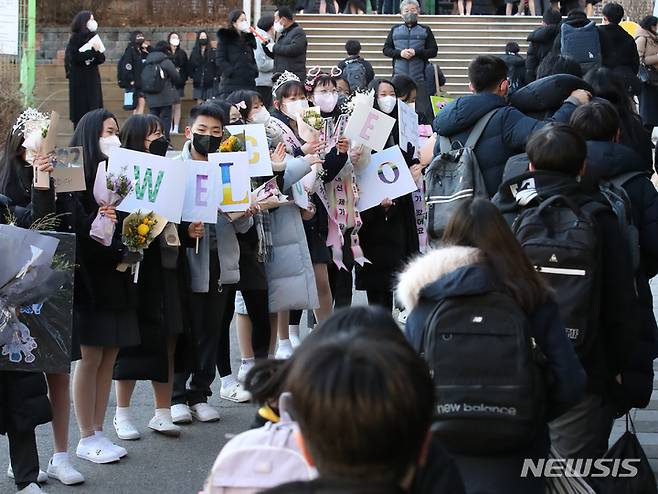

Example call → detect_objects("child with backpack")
552 0 602 75
397 198 585 494
142 41 182 140
499 42 526 95
337 40 375 92
117 31 150 114
496 124 638 470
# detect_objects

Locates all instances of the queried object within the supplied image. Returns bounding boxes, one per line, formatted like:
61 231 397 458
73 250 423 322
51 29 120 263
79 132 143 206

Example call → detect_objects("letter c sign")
377 162 400 184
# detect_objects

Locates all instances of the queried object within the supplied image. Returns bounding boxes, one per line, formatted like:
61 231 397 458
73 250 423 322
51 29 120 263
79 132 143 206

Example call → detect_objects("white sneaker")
95 434 127 459
170 403 193 424
275 345 293 360
17 483 47 494
46 458 84 485
113 416 141 440
7 465 48 483
220 382 251 403
148 415 181 437
289 334 301 348
190 403 221 422
75 438 120 464
237 362 254 383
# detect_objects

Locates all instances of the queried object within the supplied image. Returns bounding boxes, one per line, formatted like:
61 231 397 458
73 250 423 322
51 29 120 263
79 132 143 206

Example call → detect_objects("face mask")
283 99 309 118
314 93 338 114
402 12 418 24
274 22 284 33
99 135 121 157
192 133 222 156
199 38 208 45
250 107 271 124
170 37 180 47
377 96 397 114
149 136 169 157
87 19 98 32
406 101 416 111
135 37 145 44
238 21 251 33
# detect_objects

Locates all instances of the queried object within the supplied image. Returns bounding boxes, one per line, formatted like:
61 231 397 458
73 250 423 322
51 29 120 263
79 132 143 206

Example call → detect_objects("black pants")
241 289 271 359
256 86 273 110
150 105 173 140
172 252 235 406
7 427 39 489
366 289 393 311
328 263 353 308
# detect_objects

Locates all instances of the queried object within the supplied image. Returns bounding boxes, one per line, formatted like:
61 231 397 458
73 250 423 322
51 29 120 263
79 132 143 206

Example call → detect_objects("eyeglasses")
314 89 338 96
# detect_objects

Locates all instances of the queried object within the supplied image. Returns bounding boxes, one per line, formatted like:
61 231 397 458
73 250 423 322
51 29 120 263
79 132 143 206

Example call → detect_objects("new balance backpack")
512 195 605 355
423 291 546 455
343 58 368 91
560 21 601 74
141 62 166 94
424 109 497 243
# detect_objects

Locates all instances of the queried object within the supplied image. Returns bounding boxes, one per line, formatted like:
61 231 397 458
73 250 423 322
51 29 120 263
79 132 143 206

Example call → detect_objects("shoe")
275 344 293 360
17 483 47 494
190 403 221 422
289 334 301 348
148 415 181 437
397 309 408 325
171 403 193 424
75 438 120 464
95 434 128 459
8 465 48 483
220 382 251 403
46 458 84 486
237 362 254 383
113 416 140 440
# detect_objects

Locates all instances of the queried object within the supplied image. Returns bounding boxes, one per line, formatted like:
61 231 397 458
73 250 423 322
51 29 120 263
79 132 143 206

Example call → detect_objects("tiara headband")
272 70 301 95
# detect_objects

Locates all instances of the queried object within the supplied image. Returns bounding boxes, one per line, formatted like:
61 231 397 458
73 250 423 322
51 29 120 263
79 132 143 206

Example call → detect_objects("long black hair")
120 114 162 153
70 10 92 34
369 78 399 146
70 109 117 190
0 128 30 205
640 15 658 33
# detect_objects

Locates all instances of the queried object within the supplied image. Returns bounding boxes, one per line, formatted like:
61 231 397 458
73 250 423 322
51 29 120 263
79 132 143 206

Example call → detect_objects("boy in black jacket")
525 9 561 82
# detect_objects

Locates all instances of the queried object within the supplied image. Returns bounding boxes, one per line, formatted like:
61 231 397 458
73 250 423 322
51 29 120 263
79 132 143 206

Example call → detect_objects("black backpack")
423 291 546 455
117 50 133 89
512 195 605 355
343 58 368 91
141 62 166 94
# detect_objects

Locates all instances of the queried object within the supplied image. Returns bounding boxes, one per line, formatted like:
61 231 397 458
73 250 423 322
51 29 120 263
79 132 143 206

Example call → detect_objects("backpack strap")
464 108 499 149
608 171 646 189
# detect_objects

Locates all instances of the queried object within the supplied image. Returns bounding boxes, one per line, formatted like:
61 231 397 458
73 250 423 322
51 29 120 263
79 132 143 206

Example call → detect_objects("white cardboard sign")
398 99 420 155
225 124 273 177
207 151 252 213
181 160 219 224
344 103 396 152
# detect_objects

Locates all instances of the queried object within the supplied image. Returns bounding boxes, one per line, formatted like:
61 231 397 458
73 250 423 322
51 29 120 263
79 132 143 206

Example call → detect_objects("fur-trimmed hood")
396 246 483 311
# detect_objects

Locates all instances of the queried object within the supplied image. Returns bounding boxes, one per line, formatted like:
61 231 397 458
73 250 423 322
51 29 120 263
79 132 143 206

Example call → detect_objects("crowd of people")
2 0 658 492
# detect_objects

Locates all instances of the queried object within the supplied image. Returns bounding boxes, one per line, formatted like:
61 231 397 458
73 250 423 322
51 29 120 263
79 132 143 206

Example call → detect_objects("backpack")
423 290 546 455
202 394 316 494
141 61 166 94
343 58 368 91
512 195 605 355
424 108 497 243
560 21 601 74
507 61 525 95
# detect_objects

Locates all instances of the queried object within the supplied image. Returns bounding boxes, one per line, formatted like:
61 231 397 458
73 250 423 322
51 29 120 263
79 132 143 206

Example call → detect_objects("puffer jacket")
254 27 274 87
525 24 560 82
636 27 658 69
383 22 438 82
216 28 258 94
510 74 592 119
272 22 308 80
432 91 578 196
142 51 182 109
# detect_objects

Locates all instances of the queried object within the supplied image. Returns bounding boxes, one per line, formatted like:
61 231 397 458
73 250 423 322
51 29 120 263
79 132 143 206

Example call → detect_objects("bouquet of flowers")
296 107 324 143
13 108 50 164
219 131 246 152
120 210 167 283
90 164 133 246
340 88 375 116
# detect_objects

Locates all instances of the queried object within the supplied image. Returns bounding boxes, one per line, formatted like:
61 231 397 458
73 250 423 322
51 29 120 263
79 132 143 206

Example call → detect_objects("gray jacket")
265 155 319 312
254 28 275 87
272 22 307 80
383 23 438 82
143 51 182 109
177 141 253 291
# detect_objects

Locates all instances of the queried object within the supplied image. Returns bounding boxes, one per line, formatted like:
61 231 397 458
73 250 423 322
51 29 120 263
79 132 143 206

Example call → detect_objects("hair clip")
234 101 247 110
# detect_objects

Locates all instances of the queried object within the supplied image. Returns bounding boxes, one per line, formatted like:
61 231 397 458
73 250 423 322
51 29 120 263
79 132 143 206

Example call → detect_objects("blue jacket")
432 92 578 197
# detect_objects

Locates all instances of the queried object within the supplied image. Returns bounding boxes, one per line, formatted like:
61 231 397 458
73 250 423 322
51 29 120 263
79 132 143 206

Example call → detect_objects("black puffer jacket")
216 28 258 95
598 23 641 95
272 22 308 80
551 10 596 54
117 38 147 90
525 24 560 82
170 46 188 89
188 43 218 90
510 74 592 119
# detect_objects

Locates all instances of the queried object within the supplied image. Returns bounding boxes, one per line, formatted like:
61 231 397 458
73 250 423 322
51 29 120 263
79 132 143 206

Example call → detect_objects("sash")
268 116 302 154
413 178 428 253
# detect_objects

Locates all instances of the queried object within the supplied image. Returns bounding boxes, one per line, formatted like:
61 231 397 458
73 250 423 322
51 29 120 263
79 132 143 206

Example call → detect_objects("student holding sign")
109 115 190 440
355 80 420 311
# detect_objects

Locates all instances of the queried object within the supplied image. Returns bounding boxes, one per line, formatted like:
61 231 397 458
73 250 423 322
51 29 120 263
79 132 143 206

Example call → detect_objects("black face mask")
199 38 208 46
135 37 144 45
149 136 169 157
192 133 222 156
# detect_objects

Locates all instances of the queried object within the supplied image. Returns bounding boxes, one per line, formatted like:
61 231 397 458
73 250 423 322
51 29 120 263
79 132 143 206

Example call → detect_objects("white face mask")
99 135 121 157
378 96 397 114
274 22 284 33
283 99 309 118
87 19 98 32
250 107 271 124
238 20 251 33
314 92 339 114
170 37 180 47
406 101 416 111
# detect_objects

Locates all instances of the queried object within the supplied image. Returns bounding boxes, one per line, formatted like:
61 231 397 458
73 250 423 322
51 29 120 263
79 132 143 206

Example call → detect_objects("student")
433 55 588 197
143 40 182 140
337 39 375 92
254 15 276 109
111 115 187 437
497 124 638 466
499 42 525 95
171 103 253 422
70 109 136 464
525 9 562 83
216 10 259 98
550 0 600 70
187 31 218 103
168 31 188 134
569 101 658 414
65 11 105 128
636 16 658 137
117 31 149 115
271 7 308 81
397 198 586 493
261 313 436 494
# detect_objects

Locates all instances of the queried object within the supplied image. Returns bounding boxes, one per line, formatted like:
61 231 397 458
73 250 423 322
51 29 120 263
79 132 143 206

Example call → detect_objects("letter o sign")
377 162 400 184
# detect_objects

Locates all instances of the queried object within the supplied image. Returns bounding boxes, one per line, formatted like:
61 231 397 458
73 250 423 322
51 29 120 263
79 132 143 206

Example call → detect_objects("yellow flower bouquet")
219 131 246 152
120 210 167 282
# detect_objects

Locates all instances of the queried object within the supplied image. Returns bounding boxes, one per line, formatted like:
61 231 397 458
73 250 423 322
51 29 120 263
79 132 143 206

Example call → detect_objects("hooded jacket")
525 24 560 82
117 34 148 90
432 92 577 197
142 50 182 108
510 74 592 119
216 28 258 93
636 27 658 68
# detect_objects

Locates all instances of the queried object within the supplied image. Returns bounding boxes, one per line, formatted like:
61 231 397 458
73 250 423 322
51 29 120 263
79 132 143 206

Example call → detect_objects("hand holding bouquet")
90 164 132 246
296 107 323 143
219 131 246 152
120 210 167 283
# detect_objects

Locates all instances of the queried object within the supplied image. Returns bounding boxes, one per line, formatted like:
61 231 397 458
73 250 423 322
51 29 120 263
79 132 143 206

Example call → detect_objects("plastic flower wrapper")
252 177 287 206
340 89 375 116
219 131 246 152
119 210 167 283
0 225 66 364
12 108 50 164
90 163 133 246
296 107 323 143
